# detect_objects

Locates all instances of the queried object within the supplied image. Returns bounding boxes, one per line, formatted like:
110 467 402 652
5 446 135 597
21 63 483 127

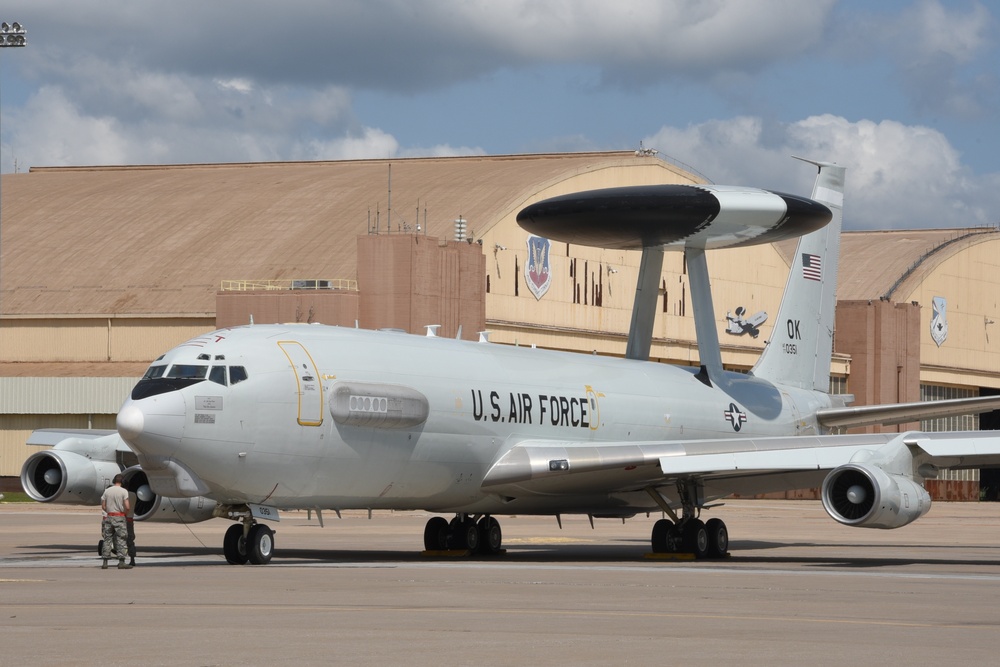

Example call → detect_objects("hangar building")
2 151 999 499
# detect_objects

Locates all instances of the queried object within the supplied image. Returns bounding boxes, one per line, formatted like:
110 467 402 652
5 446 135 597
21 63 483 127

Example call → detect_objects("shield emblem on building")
931 296 948 347
525 235 552 300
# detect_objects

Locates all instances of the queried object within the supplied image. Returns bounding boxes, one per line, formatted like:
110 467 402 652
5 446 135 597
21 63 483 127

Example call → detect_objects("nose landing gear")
223 514 275 565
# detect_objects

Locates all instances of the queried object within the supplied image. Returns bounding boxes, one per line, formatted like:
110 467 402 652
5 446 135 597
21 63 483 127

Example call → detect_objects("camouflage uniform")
102 515 128 560
100 479 131 569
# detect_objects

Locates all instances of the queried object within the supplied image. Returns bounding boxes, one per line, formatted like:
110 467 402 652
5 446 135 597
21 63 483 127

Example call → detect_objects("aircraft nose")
117 391 186 456
117 404 145 441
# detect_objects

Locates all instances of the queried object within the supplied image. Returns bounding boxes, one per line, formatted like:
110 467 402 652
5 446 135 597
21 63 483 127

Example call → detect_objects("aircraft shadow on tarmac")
17 538 1000 569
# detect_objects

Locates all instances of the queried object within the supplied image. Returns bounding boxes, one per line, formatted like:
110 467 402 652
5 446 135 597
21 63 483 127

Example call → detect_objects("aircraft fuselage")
118 323 834 515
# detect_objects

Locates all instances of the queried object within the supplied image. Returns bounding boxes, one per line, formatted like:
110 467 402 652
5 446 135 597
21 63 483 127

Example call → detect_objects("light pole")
0 21 27 319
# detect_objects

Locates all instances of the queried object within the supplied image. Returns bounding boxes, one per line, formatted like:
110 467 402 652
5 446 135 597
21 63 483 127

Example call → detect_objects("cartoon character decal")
725 306 768 338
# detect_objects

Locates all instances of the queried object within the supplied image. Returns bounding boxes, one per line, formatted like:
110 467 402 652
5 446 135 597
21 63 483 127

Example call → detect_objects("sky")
0 0 997 230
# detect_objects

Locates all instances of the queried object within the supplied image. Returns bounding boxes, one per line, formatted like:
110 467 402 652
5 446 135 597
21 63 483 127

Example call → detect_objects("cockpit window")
209 366 227 386
166 364 208 380
142 365 168 380
230 366 248 385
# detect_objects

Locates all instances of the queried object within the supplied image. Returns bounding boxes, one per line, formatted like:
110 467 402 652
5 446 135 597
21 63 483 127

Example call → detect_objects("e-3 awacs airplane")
22 158 1000 565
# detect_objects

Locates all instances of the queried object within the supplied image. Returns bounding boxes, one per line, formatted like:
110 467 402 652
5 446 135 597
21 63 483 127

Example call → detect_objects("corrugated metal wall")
0 377 137 413
2 318 214 363
1 414 117 477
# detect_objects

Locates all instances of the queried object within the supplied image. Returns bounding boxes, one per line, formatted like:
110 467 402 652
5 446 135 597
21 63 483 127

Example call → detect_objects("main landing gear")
647 480 729 559
223 518 274 565
423 514 504 555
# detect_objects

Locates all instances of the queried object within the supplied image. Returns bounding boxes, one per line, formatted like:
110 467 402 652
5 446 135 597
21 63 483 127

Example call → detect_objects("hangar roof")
3 152 997 319
1 151 673 318
777 227 1000 301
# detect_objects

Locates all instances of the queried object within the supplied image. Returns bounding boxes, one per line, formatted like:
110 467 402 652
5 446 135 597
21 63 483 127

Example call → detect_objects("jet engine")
121 467 216 523
821 463 930 529
20 449 121 505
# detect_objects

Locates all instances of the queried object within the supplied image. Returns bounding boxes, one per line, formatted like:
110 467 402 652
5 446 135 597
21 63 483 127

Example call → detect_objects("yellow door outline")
278 341 324 426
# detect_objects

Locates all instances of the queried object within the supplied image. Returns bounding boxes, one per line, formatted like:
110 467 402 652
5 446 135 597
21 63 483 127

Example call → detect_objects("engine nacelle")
821 463 931 529
121 467 216 523
20 449 121 505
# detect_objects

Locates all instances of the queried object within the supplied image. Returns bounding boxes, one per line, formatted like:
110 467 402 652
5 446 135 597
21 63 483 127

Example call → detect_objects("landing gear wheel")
682 519 709 559
477 516 503 555
705 518 729 559
652 519 683 553
651 519 673 553
247 523 274 565
423 516 450 551
97 539 104 556
450 519 479 552
223 523 249 565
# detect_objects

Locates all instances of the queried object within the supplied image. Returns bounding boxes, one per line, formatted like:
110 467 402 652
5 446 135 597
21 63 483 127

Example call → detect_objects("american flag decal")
801 253 822 281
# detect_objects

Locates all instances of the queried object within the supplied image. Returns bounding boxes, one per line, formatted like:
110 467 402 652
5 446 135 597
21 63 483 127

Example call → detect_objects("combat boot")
118 559 132 570
101 559 108 570
129 556 136 567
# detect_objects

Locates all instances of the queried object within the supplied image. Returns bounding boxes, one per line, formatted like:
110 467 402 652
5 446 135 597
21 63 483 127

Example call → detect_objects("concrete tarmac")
2 499 1000 666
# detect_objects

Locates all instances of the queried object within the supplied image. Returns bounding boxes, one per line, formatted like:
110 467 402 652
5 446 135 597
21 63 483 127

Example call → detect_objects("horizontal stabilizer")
816 395 1000 429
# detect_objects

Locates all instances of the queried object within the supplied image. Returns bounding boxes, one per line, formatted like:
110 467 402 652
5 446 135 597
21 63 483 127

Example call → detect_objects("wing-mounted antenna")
516 176 833 381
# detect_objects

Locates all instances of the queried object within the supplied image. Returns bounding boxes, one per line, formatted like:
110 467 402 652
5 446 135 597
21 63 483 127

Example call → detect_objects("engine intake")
121 467 216 523
821 463 930 529
20 450 121 505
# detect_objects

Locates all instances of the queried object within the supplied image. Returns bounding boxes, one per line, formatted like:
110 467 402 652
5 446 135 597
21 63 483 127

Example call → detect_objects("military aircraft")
24 158 1000 564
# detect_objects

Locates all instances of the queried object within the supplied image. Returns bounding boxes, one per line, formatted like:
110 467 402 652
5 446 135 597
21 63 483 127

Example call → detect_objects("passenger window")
166 364 208 379
229 366 248 385
142 365 168 380
209 366 227 386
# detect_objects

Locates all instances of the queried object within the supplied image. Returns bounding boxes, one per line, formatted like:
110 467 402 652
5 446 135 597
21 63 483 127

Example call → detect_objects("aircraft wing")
26 428 125 449
481 431 1000 500
815 394 1000 429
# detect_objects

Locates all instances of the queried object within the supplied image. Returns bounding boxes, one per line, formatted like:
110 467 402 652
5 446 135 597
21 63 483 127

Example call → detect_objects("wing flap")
905 431 1000 468
658 444 873 477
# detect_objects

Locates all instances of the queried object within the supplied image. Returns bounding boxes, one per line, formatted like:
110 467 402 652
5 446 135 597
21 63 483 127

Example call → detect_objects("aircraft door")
278 341 324 426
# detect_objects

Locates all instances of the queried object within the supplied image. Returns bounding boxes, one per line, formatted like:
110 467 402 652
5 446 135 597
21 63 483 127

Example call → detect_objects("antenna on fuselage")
515 172 835 379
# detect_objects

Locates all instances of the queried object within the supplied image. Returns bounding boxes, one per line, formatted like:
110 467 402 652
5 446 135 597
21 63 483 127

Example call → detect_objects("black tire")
247 524 274 565
650 519 673 553
423 516 450 551
223 523 249 565
445 518 479 551
97 539 104 556
682 519 709 559
455 520 479 552
705 518 729 559
477 516 503 555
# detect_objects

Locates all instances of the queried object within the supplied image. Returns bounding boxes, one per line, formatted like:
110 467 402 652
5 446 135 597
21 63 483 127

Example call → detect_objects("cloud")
2 76 482 170
5 87 131 167
645 114 1000 230
12 0 837 92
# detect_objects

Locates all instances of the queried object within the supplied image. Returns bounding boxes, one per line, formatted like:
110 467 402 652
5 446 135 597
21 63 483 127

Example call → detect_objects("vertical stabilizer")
751 159 845 391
